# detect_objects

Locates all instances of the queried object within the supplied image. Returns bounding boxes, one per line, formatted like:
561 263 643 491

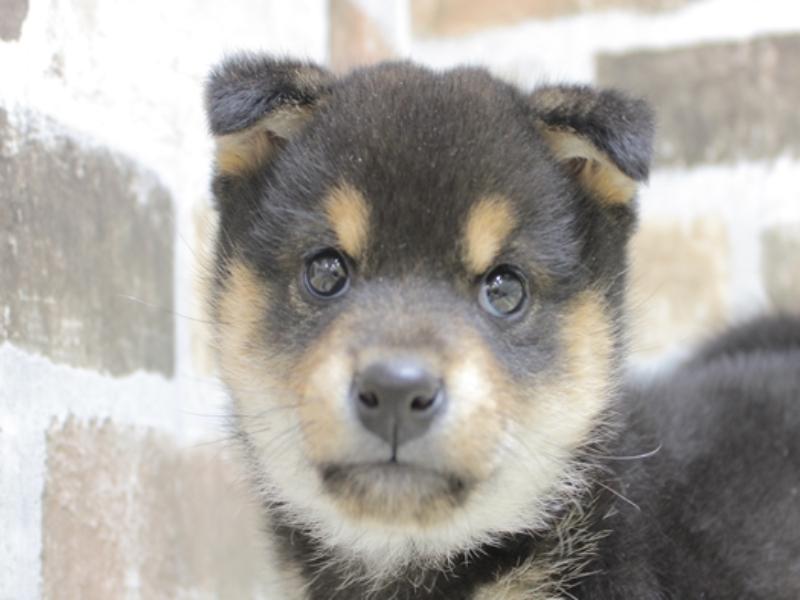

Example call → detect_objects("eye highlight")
479 265 527 317
304 248 349 298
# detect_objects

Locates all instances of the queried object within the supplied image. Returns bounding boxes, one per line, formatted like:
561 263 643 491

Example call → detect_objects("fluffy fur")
204 53 800 599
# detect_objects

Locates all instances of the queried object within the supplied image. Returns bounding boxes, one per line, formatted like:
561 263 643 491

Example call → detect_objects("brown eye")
304 249 349 298
479 265 527 317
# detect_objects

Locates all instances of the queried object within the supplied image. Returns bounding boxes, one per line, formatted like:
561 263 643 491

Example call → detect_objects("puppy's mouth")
319 461 472 522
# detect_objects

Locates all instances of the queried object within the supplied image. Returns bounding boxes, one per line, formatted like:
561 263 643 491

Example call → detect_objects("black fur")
206 56 799 599
689 314 800 366
205 54 330 135
587 320 800 599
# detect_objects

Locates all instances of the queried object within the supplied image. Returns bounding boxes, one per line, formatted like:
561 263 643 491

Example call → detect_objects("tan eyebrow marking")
462 194 516 274
324 183 370 258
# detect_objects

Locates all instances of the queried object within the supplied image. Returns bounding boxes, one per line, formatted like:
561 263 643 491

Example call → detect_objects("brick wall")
1 1 327 598
2 1 799 598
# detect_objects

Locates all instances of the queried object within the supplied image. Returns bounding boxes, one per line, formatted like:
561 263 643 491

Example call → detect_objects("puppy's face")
206 58 652 567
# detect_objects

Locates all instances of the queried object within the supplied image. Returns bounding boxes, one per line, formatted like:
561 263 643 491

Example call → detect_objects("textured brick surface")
330 0 393 72
0 0 28 41
0 108 174 376
411 0 689 38
42 420 273 599
761 224 800 313
597 34 800 167
628 218 730 359
191 202 218 376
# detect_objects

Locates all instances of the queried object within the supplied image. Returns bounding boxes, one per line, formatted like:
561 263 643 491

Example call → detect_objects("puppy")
203 54 800 599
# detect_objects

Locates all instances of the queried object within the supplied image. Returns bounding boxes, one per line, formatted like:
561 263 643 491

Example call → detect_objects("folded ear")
205 54 333 177
531 85 654 205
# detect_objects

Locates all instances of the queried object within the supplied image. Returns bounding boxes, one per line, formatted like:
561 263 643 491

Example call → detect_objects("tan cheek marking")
533 291 615 448
214 107 312 176
215 260 270 370
440 337 507 481
439 295 614 496
542 128 638 205
216 263 354 468
288 318 354 463
463 195 516 274
324 183 370 258
474 295 614 600
560 291 614 394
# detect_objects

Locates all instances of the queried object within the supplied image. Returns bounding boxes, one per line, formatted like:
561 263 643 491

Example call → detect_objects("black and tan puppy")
204 54 800 599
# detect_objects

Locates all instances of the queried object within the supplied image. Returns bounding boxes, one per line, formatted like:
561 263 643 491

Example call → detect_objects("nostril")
358 391 379 409
353 360 447 446
410 392 437 412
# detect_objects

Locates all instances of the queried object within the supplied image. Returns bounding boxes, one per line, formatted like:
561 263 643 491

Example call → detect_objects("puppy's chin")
319 461 473 526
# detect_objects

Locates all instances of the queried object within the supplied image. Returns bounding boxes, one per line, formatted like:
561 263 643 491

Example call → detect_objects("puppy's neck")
266 477 613 600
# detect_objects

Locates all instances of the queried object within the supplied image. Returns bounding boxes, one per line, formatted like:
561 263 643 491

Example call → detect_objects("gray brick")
0 108 174 376
0 0 28 41
597 34 800 167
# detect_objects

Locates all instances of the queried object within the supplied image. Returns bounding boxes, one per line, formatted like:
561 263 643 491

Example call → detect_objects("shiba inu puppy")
204 53 800 599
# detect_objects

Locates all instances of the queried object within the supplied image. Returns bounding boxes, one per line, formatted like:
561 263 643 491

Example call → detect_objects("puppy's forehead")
322 180 517 276
302 65 558 270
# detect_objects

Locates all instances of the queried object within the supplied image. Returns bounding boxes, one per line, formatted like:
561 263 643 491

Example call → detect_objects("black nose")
354 360 445 448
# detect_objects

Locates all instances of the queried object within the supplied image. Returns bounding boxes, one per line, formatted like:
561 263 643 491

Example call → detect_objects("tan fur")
289 321 356 467
541 128 638 205
324 183 371 258
288 315 506 527
560 291 615 397
474 292 615 600
475 566 558 600
438 332 507 483
463 195 516 274
212 253 617 576
473 505 604 600
215 260 272 375
536 290 615 450
215 106 313 176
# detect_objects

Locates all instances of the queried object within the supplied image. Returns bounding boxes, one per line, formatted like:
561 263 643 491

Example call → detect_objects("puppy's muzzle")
353 359 446 448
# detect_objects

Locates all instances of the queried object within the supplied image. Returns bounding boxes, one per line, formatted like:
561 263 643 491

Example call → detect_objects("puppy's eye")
479 265 526 317
304 249 349 298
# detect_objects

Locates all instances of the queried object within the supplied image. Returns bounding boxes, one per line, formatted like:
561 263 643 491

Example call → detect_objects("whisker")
593 479 640 512
590 443 662 462
117 293 217 324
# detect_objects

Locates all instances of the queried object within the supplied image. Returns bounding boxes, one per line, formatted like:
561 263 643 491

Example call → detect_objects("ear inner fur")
205 54 332 177
214 106 314 176
529 83 653 206
541 128 638 205
529 84 654 182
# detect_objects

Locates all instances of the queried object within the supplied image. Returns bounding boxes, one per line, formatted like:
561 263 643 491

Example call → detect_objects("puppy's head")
205 55 653 570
